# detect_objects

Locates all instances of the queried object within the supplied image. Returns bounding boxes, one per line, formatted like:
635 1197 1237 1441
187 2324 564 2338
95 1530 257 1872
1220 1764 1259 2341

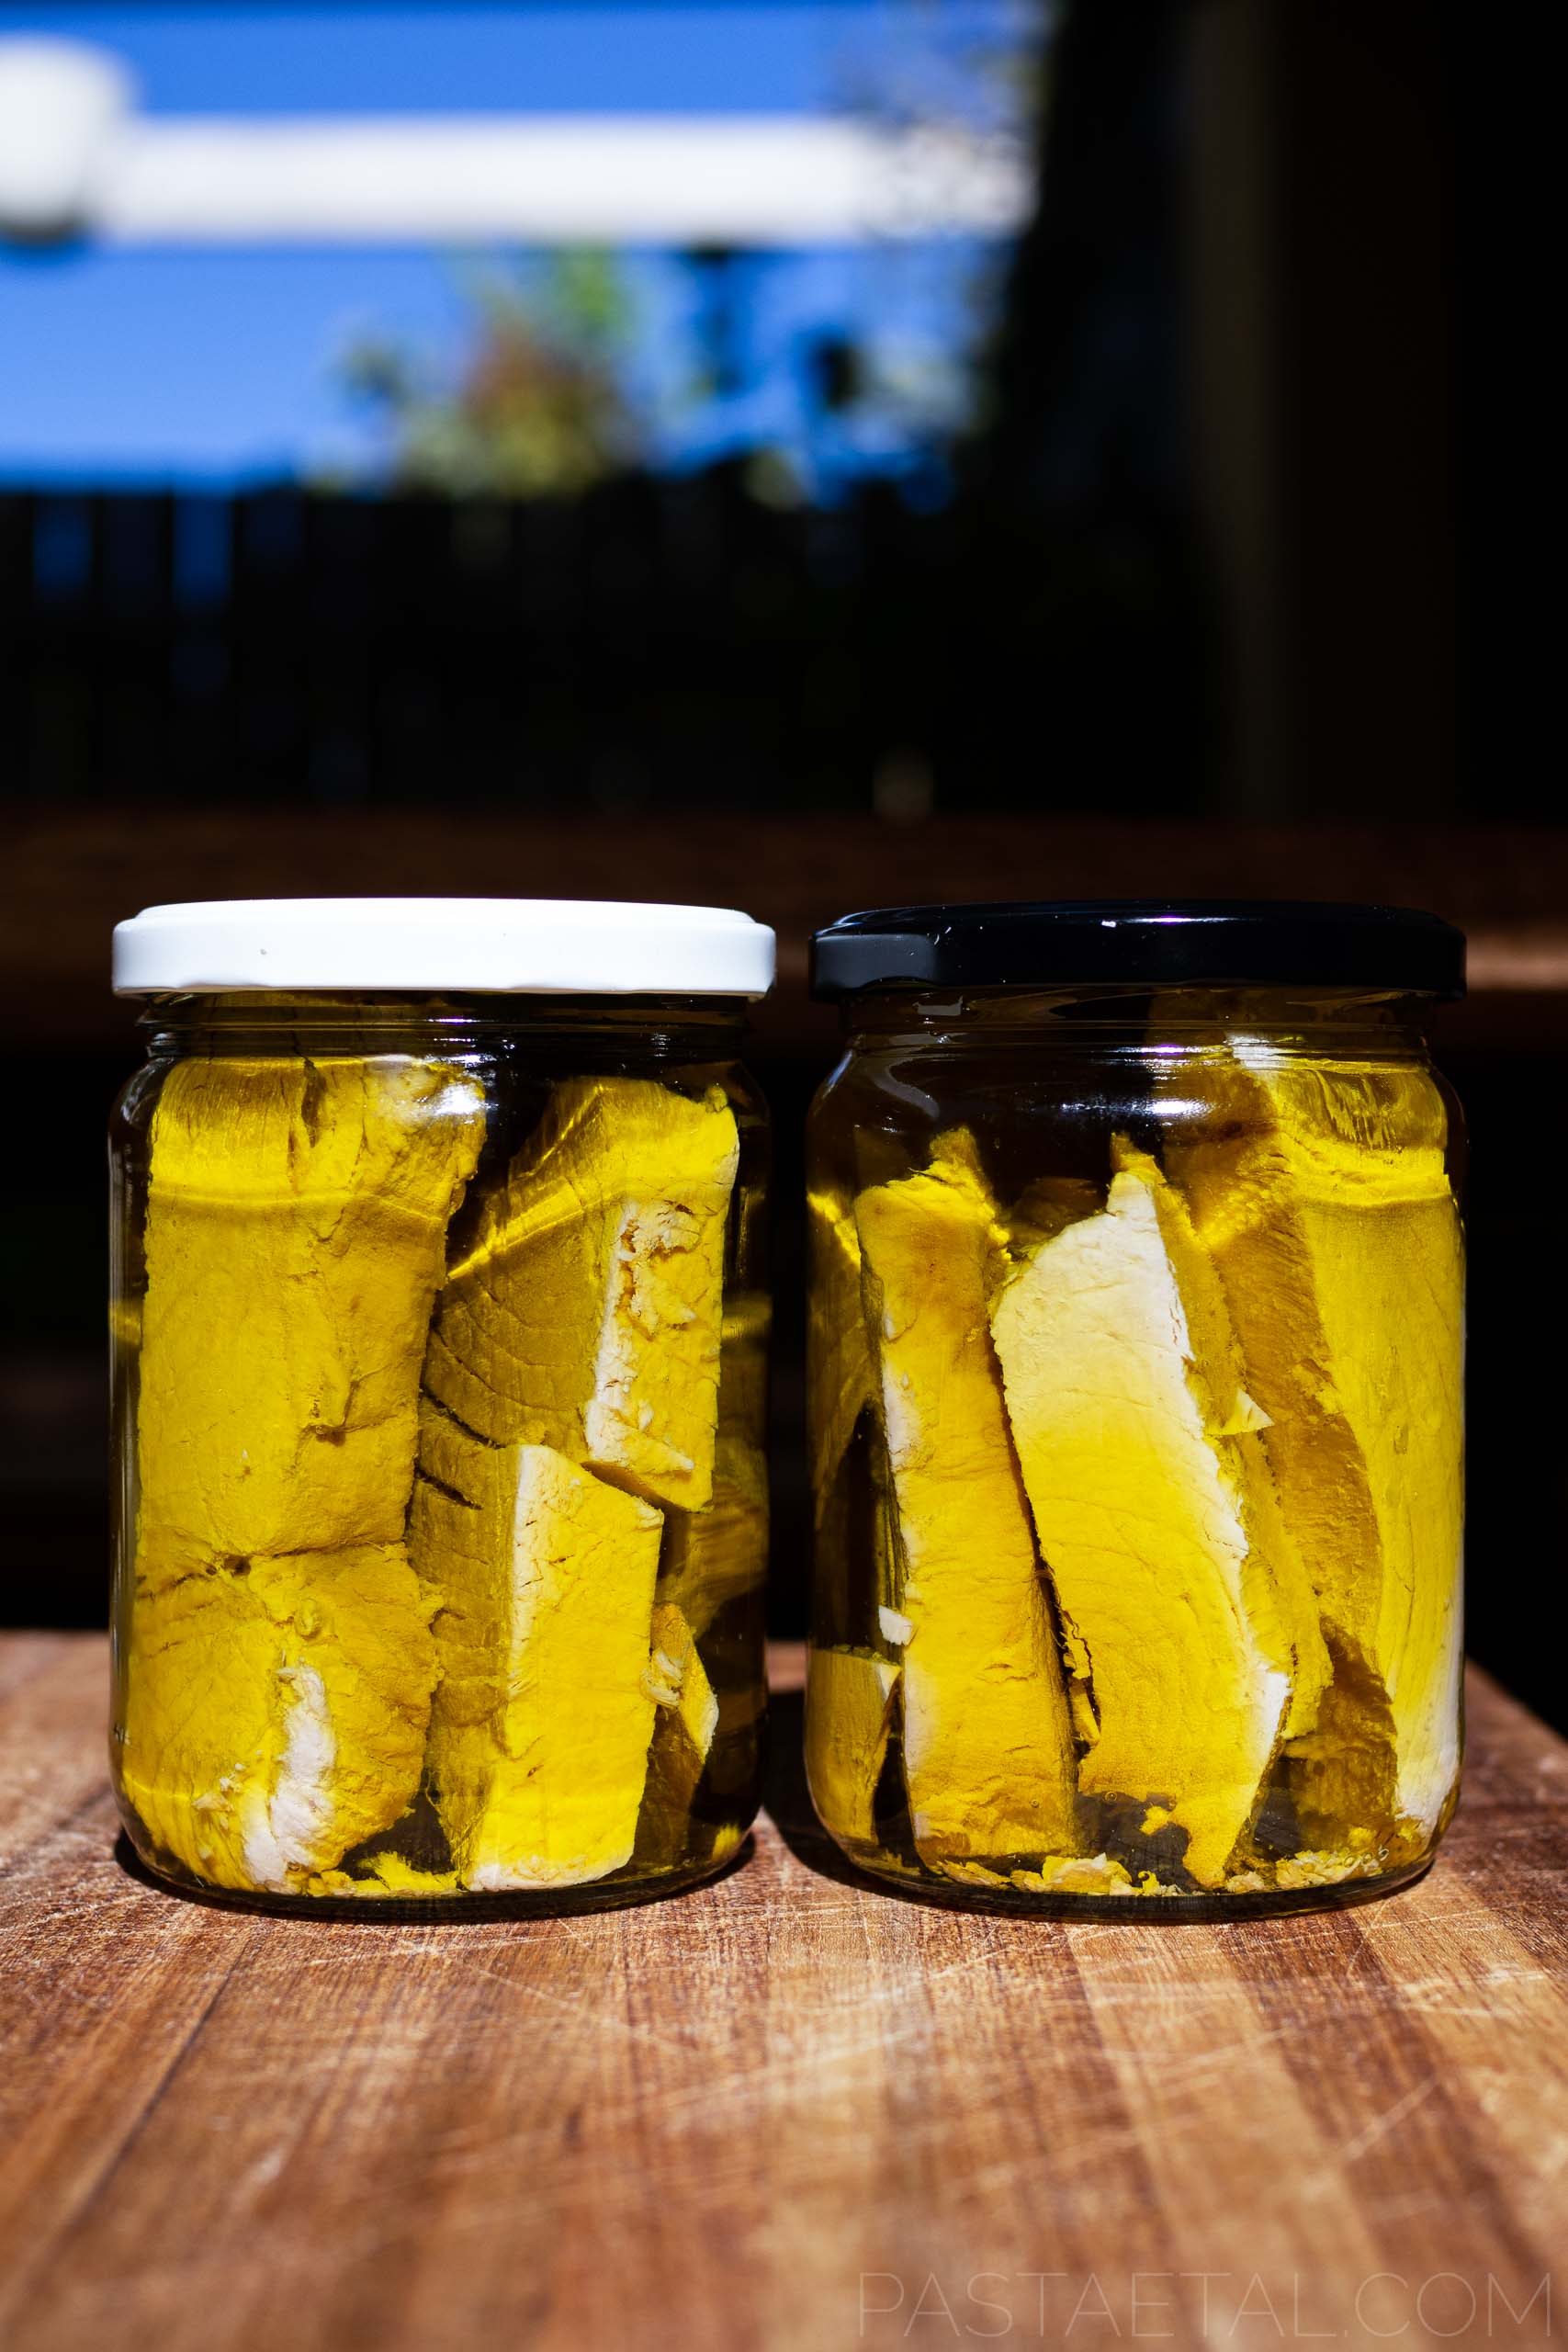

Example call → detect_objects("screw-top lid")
113 898 776 999
811 899 1465 1000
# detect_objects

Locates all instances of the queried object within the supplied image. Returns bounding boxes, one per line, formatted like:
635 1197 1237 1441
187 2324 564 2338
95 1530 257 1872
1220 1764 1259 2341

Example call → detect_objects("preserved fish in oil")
109 918 772 1914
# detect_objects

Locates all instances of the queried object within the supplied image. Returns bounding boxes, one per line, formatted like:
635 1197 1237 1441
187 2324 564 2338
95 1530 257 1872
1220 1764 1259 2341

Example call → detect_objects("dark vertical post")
1188 1 1458 816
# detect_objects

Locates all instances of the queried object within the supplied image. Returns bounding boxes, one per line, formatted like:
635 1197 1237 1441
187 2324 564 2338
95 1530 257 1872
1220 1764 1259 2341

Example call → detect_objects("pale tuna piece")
118 1540 437 1894
413 1427 664 1888
1162 1041 1464 1846
805 1645 900 1848
424 1078 738 1510
991 1152 1295 1887
136 1055 487 1560
856 1133 1078 1866
1121 1143 1332 1747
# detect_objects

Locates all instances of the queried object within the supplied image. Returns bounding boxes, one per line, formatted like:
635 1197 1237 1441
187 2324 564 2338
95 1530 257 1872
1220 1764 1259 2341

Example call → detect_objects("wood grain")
0 1638 1562 2351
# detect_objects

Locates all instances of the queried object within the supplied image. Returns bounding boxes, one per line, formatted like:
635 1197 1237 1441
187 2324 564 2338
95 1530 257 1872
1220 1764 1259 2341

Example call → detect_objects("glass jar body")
110 994 769 1912
805 985 1464 1917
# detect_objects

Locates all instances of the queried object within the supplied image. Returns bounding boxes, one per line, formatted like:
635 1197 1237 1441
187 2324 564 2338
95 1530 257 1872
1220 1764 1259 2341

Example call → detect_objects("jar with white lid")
805 899 1465 1917
108 898 773 1911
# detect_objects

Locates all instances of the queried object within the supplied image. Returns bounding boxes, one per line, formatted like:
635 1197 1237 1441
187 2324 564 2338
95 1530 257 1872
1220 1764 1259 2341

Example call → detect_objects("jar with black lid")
109 897 773 1911
805 900 1465 1917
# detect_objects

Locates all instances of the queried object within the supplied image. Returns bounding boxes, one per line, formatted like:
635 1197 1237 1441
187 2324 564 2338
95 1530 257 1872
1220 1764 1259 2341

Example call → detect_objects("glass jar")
805 900 1465 1918
109 898 773 1912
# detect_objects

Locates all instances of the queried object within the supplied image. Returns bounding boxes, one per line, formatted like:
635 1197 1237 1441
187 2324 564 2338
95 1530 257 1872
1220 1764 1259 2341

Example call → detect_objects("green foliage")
340 251 643 496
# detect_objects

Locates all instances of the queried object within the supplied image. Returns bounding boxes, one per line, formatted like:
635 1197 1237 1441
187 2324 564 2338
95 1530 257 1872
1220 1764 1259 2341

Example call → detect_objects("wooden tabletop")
0 1637 1562 2352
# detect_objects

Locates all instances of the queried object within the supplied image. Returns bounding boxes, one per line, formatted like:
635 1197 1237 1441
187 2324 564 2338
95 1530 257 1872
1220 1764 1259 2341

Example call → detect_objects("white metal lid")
112 898 776 999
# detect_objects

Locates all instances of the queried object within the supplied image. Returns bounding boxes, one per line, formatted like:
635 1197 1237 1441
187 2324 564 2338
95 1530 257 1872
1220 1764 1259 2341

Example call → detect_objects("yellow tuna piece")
991 1152 1294 1886
425 1078 739 1510
657 1292 770 1638
118 1541 437 1894
645 1600 720 1749
805 1645 899 1847
136 1056 486 1559
659 1430 768 1639
1164 1044 1464 1841
310 1854 461 1899
856 1134 1078 1863
633 1600 720 1871
413 1425 664 1888
807 1184 903 1656
1011 1855 1135 1895
807 1185 876 1518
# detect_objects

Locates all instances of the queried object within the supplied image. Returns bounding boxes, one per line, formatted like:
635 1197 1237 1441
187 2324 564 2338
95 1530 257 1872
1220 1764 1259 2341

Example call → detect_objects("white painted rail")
0 41 1032 247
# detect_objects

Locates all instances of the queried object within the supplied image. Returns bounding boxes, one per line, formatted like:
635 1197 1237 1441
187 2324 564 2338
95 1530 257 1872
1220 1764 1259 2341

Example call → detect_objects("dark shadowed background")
3 0 1559 1725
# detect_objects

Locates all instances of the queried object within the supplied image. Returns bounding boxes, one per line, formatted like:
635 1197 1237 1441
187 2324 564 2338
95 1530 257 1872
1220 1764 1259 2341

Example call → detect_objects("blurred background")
2 2 1560 1720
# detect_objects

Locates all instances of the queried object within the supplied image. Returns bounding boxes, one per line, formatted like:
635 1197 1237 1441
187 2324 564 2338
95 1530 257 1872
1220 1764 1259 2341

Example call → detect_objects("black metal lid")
810 899 1466 1000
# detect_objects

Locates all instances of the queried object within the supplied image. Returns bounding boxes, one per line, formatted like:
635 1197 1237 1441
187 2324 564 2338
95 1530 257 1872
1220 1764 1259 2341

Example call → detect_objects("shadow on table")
111 1824 757 1924
758 1683 1388 1926
107 1682 938 1920
761 1685 905 1899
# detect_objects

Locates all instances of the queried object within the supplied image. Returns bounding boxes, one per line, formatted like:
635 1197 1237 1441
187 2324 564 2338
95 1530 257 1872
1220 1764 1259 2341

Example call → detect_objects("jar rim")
811 899 1465 1001
112 897 776 1001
